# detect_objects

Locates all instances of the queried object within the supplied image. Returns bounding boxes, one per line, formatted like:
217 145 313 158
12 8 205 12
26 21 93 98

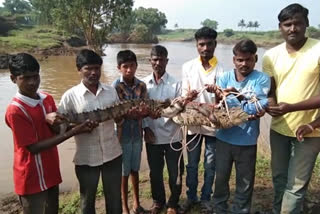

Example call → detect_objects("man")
58 49 124 214
213 39 270 214
180 26 224 213
263 3 320 214
143 45 184 214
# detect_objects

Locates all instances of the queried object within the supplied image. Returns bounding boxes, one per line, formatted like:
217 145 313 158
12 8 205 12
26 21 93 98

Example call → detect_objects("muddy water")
0 42 268 196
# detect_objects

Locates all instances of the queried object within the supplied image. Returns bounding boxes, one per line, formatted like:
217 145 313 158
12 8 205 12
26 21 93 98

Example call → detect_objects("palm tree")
247 21 254 31
253 21 260 31
238 19 246 31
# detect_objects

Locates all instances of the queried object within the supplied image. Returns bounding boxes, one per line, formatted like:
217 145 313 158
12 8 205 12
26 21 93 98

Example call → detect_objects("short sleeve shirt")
58 82 122 166
112 76 147 143
5 92 62 195
262 38 320 137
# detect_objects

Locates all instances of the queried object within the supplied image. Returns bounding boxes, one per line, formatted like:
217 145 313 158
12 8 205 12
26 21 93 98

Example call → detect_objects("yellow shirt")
262 38 320 137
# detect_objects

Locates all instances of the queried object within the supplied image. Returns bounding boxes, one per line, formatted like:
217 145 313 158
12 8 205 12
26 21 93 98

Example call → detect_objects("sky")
0 0 319 31
133 0 320 31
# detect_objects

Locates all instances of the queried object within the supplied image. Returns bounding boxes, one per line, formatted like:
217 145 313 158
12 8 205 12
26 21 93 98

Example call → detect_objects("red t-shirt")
5 92 62 195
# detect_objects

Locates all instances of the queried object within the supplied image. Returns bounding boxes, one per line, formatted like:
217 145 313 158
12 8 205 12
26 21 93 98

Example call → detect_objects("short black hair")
117 50 137 67
9 53 40 76
278 3 309 26
195 27 217 41
76 49 103 70
150 45 168 58
233 39 257 55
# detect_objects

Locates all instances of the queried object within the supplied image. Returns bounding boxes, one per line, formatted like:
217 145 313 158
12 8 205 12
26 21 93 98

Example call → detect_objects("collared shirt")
182 56 224 136
216 70 270 146
112 76 147 143
143 72 182 144
58 81 122 166
5 91 61 195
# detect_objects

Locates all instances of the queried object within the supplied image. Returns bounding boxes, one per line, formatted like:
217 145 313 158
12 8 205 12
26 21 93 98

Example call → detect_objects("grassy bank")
2 154 320 214
157 29 283 47
0 26 66 53
158 28 320 48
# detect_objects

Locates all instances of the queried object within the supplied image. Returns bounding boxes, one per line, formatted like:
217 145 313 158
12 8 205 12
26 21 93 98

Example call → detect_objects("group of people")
5 3 320 214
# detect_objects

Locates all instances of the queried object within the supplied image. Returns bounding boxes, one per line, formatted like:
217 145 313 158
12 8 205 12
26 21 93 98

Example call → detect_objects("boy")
58 49 123 214
5 53 95 214
112 50 148 214
211 40 270 214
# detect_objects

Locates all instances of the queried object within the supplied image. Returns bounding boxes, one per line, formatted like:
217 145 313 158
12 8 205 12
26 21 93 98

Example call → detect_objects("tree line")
0 0 168 54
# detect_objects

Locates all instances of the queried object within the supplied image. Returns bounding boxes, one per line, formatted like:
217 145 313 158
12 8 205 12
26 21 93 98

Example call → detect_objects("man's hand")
205 84 217 93
46 112 67 126
266 102 291 117
71 119 99 135
248 109 266 120
296 124 314 142
144 127 155 144
126 102 151 119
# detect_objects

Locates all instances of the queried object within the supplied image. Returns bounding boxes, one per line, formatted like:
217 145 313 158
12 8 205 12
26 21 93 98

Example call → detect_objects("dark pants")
75 155 122 214
213 140 257 214
19 185 59 214
146 142 184 209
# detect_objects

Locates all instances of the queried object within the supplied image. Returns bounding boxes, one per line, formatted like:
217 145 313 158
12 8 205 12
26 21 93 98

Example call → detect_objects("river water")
0 41 268 196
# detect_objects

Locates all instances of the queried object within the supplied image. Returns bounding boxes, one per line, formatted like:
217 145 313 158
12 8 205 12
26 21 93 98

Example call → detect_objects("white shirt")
58 81 122 166
182 56 224 136
143 72 182 144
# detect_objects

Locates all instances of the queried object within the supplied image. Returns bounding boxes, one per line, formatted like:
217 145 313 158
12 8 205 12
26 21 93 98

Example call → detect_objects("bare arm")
27 120 97 154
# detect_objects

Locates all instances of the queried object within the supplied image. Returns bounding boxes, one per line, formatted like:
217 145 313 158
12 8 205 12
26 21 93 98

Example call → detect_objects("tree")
318 24 320 29
3 0 31 15
29 0 56 24
201 18 218 30
253 21 260 31
174 23 178 29
238 19 246 31
223 29 234 37
134 7 167 34
247 21 254 31
32 0 133 54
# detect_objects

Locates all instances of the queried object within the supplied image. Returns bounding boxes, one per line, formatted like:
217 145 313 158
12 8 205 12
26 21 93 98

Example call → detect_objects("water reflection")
0 42 267 195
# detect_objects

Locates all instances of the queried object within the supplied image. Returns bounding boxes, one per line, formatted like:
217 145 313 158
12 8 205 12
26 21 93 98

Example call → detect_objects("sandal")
132 206 150 214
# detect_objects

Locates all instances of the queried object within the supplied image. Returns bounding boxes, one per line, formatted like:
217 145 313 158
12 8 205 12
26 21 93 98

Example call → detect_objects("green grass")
0 26 66 52
158 29 196 41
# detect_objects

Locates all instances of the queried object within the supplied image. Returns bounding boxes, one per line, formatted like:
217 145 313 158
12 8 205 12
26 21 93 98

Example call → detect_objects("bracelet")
306 124 314 132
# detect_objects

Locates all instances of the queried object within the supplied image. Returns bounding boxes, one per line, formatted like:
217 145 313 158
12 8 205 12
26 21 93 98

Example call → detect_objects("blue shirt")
112 76 147 143
216 70 270 146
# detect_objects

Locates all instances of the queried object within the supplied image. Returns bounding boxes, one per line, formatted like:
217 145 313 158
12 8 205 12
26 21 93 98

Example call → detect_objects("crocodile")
58 97 249 130
171 102 250 129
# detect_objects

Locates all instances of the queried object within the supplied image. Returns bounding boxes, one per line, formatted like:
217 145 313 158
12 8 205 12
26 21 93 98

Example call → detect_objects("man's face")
117 61 137 81
196 38 216 60
149 55 168 76
11 71 40 98
78 64 101 87
233 52 257 77
279 13 307 46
